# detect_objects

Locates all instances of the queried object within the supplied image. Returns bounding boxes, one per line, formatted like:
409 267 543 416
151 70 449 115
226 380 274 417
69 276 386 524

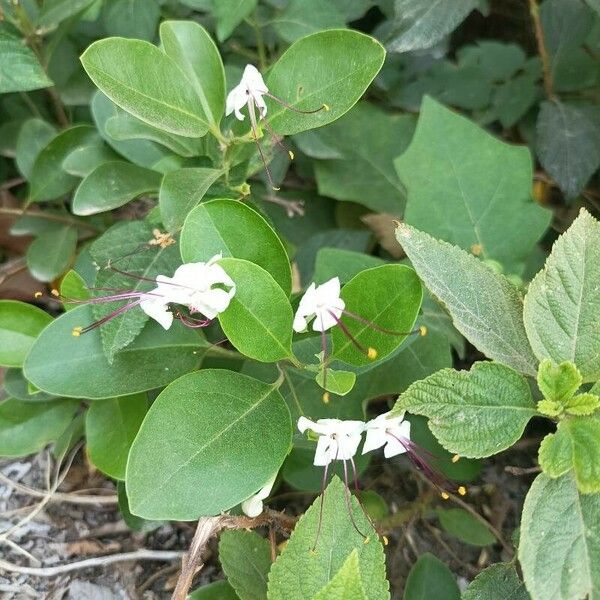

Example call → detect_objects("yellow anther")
72 326 83 337
309 548 317 556
288 150 295 160
272 185 281 191
441 492 450 500
34 291 43 298
363 536 370 544
367 347 378 360
382 535 389 546
458 486 467 496
322 392 330 404
451 454 460 463
51 289 59 297
323 103 330 111
419 325 428 336
471 243 483 256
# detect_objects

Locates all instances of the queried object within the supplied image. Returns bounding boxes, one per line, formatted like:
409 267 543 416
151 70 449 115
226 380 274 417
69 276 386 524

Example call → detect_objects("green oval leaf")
80 38 208 137
0 398 79 457
24 305 202 399
181 199 291 294
86 393 148 480
218 258 294 362
403 553 460 600
72 161 161 216
126 369 292 520
26 225 77 282
266 30 385 135
331 264 422 366
0 300 52 367
436 508 496 547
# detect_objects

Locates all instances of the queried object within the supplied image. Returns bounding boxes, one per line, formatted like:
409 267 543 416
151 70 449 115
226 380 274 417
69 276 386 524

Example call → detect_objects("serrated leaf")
0 31 53 93
267 476 389 600
266 30 385 135
539 427 573 479
462 563 530 600
219 530 271 600
86 394 148 480
519 473 600 600
395 362 536 458
524 209 600 382
396 97 550 274
536 101 600 199
126 370 292 520
313 551 367 600
89 221 181 362
403 553 460 600
537 359 582 402
396 222 538 376
387 0 478 54
564 393 600 416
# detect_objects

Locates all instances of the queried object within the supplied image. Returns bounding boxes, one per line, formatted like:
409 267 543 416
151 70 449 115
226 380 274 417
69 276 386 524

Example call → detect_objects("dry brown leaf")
361 213 404 259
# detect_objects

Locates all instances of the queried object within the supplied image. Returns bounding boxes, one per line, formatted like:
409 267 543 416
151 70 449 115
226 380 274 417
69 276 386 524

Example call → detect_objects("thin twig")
0 550 184 577
0 178 25 191
0 472 117 505
528 0 556 99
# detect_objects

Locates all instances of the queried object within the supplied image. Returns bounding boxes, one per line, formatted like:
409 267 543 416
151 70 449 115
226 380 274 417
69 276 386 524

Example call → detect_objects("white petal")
293 312 309 333
241 496 263 517
312 308 338 332
362 427 387 454
313 435 334 466
241 64 268 94
140 298 173 330
383 436 407 458
394 419 411 442
316 277 341 304
336 432 362 460
297 416 317 433
226 84 247 121
253 92 267 119
296 283 318 317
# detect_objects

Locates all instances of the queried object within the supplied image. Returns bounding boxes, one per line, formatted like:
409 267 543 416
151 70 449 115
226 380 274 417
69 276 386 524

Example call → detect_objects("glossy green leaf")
89 221 181 362
29 125 99 202
81 38 209 137
436 508 495 547
160 21 225 127
396 97 550 274
316 368 356 396
62 141 120 177
403 553 460 600
266 30 385 135
0 398 79 457
314 248 385 284
300 102 414 213
24 305 203 399
331 264 422 366
536 101 600 200
160 167 222 231
3 368 55 403
219 530 271 600
272 0 345 43
15 118 56 179
267 476 388 600
396 222 538 376
212 0 256 41
524 209 600 382
189 581 239 600
102 0 160 41
86 393 148 480
60 269 89 311
0 31 53 93
181 199 291 294
519 473 600 600
395 362 537 458
462 564 530 600
218 259 294 362
0 300 52 367
26 225 77 282
72 161 161 216
126 369 292 520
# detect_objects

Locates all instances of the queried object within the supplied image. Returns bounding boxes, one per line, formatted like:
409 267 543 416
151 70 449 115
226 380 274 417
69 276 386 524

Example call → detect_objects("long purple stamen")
312 459 330 552
73 299 141 335
174 311 211 328
328 310 370 355
320 314 330 403
342 309 423 337
247 97 279 191
342 459 368 540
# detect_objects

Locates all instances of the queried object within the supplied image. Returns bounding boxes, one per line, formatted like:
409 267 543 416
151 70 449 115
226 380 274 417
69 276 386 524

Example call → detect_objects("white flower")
362 411 411 458
226 64 269 122
140 254 236 330
298 417 365 466
293 277 345 333
241 474 277 518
